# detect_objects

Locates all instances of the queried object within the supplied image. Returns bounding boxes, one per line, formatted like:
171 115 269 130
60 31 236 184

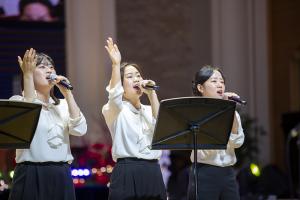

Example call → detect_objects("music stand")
0 100 42 149
151 97 236 200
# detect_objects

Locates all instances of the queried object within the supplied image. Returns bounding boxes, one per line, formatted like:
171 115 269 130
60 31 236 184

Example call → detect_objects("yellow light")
106 165 113 173
250 163 261 177
9 171 14 179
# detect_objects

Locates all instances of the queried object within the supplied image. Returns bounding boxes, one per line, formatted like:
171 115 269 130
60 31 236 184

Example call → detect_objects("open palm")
105 37 121 65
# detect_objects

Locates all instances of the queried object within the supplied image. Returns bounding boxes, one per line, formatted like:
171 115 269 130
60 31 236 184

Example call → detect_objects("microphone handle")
59 80 73 90
228 96 247 105
143 85 159 91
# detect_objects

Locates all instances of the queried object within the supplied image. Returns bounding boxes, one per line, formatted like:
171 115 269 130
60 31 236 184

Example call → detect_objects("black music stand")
0 100 42 149
151 97 236 200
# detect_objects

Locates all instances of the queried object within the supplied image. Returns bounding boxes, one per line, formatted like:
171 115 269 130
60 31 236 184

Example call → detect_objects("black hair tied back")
192 65 225 96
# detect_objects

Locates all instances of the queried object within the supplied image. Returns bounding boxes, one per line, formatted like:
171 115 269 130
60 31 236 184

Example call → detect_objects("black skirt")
109 158 167 200
8 162 75 200
187 163 240 200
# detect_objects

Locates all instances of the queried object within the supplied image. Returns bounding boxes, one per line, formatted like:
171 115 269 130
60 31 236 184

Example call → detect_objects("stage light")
106 165 113 173
83 169 90 176
78 169 84 176
71 169 79 176
79 178 85 184
71 168 91 177
100 167 106 173
9 170 14 178
250 163 261 177
91 168 97 174
73 178 79 184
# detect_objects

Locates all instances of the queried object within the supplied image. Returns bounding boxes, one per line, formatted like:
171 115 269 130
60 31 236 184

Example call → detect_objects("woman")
102 38 167 200
188 65 244 200
9 48 87 200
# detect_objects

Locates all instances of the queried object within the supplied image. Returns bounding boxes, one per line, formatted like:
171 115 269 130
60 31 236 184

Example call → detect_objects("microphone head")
46 73 73 90
47 73 57 81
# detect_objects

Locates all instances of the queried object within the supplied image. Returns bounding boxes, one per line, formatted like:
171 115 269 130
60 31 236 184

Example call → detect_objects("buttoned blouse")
102 81 161 162
9 95 87 163
190 111 244 167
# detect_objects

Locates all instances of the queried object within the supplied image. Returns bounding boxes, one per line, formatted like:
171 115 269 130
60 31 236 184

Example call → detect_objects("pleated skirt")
109 158 167 200
8 162 75 200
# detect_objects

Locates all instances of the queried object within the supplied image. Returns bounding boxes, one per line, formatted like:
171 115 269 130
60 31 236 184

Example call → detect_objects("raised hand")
18 48 37 74
105 37 121 66
18 48 37 101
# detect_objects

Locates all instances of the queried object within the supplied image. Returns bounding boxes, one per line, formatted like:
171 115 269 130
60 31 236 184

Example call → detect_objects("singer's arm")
228 112 244 148
52 75 80 118
231 114 239 134
105 37 121 89
64 91 81 119
147 91 159 119
60 98 87 137
224 92 240 134
18 48 37 102
110 64 121 89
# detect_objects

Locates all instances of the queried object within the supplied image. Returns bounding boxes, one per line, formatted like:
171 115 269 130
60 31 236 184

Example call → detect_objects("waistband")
195 162 233 168
18 161 69 166
117 157 158 163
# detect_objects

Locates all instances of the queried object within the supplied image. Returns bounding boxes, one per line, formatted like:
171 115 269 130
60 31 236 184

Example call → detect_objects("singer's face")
34 59 56 89
123 65 143 99
198 70 225 99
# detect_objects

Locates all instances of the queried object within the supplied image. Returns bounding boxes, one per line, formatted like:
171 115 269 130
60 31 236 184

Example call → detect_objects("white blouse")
102 81 162 162
9 95 87 163
190 111 244 167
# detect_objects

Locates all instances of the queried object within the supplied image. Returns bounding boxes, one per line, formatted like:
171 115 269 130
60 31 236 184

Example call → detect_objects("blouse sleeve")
141 105 156 135
228 111 245 148
9 94 40 104
68 112 87 136
102 81 124 126
9 95 24 101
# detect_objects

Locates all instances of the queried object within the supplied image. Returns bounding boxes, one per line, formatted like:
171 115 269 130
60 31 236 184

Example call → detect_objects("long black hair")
192 65 225 96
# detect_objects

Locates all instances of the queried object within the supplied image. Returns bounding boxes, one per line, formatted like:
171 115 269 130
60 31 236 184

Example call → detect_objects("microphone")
142 84 160 91
47 74 73 90
228 96 247 105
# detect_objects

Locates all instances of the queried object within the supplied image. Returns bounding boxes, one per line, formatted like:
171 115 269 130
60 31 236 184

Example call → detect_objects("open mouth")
217 90 223 96
133 85 140 91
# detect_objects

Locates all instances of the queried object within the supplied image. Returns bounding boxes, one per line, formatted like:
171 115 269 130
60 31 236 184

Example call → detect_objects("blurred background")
0 0 299 199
